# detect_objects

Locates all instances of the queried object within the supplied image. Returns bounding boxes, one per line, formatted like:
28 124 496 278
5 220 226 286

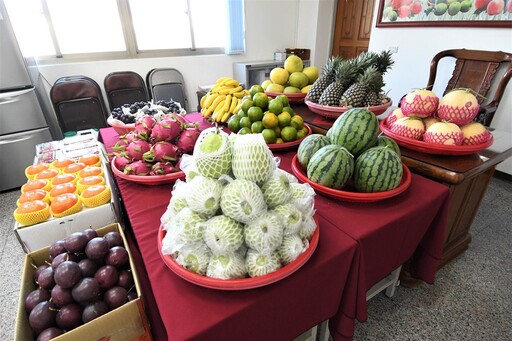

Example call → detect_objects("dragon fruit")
124 160 151 175
176 126 201 154
150 118 183 143
125 139 151 161
143 141 179 163
150 162 180 175
113 131 138 152
113 155 132 172
134 114 156 140
164 112 187 126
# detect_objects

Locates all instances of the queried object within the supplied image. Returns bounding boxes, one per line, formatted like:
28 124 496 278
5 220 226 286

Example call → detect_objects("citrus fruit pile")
14 157 111 226
261 55 319 95
226 88 308 145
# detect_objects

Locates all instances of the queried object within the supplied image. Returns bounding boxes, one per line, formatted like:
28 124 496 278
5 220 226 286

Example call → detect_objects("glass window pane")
4 0 55 56
129 0 191 50
189 0 226 48
47 0 125 54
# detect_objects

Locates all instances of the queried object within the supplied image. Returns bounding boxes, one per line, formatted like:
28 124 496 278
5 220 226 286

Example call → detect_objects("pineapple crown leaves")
356 65 385 93
334 60 359 87
351 51 379 74
374 50 395 74
321 56 344 76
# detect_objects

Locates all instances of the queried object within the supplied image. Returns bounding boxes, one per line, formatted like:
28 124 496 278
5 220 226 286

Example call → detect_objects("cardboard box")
15 223 151 341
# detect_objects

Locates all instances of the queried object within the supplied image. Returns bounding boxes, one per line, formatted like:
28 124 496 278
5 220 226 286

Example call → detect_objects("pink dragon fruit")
149 162 180 176
164 112 187 126
124 160 151 176
113 155 132 171
125 139 151 161
150 118 183 143
113 131 139 152
134 115 156 140
143 141 179 163
176 125 201 154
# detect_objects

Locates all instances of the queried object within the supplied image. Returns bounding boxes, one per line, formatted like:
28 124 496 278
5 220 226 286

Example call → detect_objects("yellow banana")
215 108 226 122
233 91 245 98
204 93 218 108
228 85 243 94
218 87 231 95
221 111 231 123
202 106 214 118
200 94 208 108
224 79 239 87
215 77 231 84
209 95 226 111
222 95 232 112
229 96 238 113
214 99 226 113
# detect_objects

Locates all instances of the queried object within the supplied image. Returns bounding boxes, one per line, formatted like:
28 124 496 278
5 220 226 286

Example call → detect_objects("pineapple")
305 56 342 103
374 50 395 75
339 66 384 107
318 60 358 106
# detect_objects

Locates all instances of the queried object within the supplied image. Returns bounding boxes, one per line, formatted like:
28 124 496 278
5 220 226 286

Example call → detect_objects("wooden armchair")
425 48 512 126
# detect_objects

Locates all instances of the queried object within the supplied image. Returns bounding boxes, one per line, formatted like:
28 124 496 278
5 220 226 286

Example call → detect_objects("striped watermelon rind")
307 144 354 190
297 134 331 169
354 146 402 193
327 108 379 156
376 135 401 157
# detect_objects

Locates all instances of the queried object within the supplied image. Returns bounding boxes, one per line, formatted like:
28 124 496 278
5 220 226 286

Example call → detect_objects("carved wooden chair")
425 48 512 126
104 71 149 111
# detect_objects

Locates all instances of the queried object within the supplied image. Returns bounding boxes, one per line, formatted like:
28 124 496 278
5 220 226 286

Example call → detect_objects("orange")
25 163 50 180
50 159 75 171
50 193 83 217
14 200 51 226
17 190 49 206
268 99 283 115
49 183 78 201
248 106 264 122
21 179 51 193
251 121 264 134
63 162 87 175
281 126 297 142
252 92 269 109
52 173 78 186
78 166 104 179
261 129 277 144
277 112 292 128
80 185 111 208
34 168 59 181
290 115 305 130
77 176 105 194
262 112 279 129
79 154 101 167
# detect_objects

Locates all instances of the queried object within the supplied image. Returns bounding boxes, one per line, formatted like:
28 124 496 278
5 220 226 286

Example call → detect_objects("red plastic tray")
379 117 494 156
264 91 306 104
157 216 319 290
267 124 312 152
111 157 185 185
291 155 411 203
305 99 392 119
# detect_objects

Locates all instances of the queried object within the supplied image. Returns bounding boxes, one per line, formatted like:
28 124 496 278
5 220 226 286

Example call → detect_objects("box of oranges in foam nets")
13 154 118 253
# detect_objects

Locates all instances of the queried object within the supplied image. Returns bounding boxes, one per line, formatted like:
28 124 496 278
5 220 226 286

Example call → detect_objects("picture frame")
376 0 512 28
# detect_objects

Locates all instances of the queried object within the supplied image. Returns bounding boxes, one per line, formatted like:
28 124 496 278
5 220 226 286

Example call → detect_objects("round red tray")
267 124 312 151
111 157 185 185
291 154 411 203
264 91 306 104
107 116 135 135
305 99 392 119
379 117 494 156
157 216 319 290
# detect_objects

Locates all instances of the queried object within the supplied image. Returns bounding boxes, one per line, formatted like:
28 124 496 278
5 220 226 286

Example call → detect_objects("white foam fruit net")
193 127 232 179
231 133 276 184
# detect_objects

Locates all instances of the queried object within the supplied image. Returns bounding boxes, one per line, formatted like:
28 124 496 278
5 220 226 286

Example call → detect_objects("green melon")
306 144 354 190
297 134 331 169
327 108 379 156
354 146 403 193
376 135 401 157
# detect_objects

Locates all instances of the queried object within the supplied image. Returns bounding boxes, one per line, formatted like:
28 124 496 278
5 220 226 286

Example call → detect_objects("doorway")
331 0 376 59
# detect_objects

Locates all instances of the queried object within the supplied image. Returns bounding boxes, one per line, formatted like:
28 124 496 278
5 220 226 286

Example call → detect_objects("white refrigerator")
0 1 53 191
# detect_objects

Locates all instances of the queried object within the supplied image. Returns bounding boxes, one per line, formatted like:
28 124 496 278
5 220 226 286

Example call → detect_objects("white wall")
367 2 512 175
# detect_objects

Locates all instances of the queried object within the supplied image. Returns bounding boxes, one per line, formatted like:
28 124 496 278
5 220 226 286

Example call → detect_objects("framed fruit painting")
376 0 512 27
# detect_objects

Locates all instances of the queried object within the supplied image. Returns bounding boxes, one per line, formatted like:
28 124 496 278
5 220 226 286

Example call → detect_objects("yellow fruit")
14 200 51 226
290 115 304 130
301 85 312 93
275 137 284 144
288 72 309 89
266 83 285 93
284 55 304 74
262 112 279 129
270 67 289 85
302 66 319 84
261 79 273 90
297 126 309 139
284 86 301 94
281 126 298 142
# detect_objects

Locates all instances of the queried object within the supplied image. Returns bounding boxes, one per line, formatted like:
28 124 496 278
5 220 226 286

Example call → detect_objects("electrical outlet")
389 46 399 53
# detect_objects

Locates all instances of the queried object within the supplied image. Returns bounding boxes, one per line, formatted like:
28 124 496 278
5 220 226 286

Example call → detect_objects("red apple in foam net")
390 117 425 140
460 122 492 145
387 108 405 126
437 89 480 125
423 121 463 146
400 89 439 118
423 116 440 131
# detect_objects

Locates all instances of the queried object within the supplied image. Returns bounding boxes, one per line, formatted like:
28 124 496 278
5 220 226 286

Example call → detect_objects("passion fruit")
49 183 79 202
21 179 51 193
78 154 101 167
51 173 78 187
77 176 106 194
80 185 111 208
16 190 50 206
25 163 50 180
63 162 87 176
50 193 83 218
78 166 104 179
14 200 51 226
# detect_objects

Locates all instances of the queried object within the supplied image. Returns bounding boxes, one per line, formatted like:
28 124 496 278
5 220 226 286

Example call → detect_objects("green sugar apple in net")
206 252 247 279
174 242 211 275
299 213 317 241
161 180 189 225
272 203 303 236
193 127 232 179
186 175 223 218
277 168 298 184
278 234 309 265
171 207 207 243
245 249 282 278
220 178 267 224
289 182 316 216
231 133 276 184
203 215 245 255
261 170 293 208
244 211 284 255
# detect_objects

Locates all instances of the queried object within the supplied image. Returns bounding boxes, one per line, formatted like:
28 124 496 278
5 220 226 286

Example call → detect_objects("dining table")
99 112 450 340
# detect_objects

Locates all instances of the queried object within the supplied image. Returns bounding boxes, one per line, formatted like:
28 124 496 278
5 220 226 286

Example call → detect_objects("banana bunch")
200 77 250 123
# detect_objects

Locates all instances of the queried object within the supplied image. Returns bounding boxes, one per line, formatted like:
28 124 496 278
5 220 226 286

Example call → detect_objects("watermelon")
297 134 331 169
354 146 402 193
307 144 354 190
327 108 379 156
376 135 401 157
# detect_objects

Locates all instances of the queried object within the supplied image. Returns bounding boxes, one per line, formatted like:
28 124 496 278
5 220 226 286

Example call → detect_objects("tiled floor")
1 175 511 340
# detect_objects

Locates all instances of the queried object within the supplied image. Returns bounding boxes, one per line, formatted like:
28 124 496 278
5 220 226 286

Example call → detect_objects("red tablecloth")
100 113 449 340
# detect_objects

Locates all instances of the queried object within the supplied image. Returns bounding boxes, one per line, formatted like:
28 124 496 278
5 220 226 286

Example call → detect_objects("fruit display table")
295 104 512 273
